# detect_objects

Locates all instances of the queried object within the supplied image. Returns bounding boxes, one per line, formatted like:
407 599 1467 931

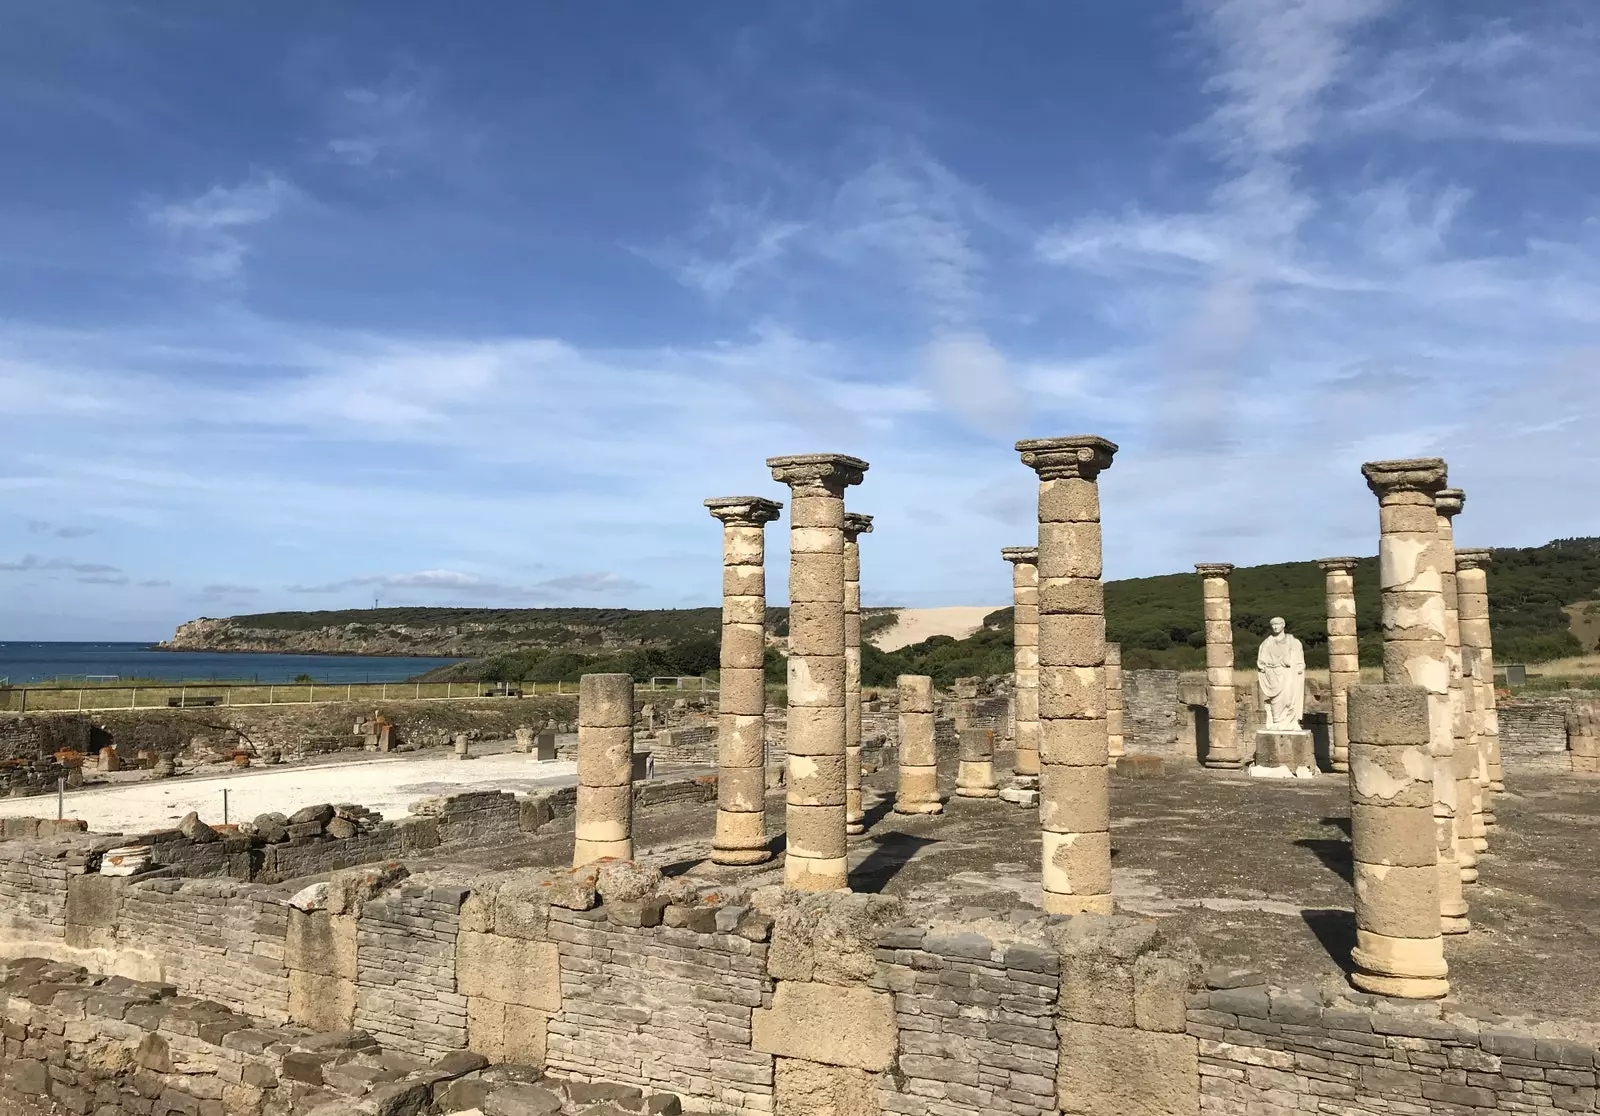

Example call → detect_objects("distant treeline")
408 536 1599 686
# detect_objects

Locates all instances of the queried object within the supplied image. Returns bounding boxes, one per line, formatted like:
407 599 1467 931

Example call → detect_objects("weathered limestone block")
1019 434 1117 915
753 982 896 1072
289 970 357 1033
844 513 874 837
1318 557 1361 773
468 998 548 1067
955 727 999 797
893 675 941 814
64 874 124 950
1194 564 1242 768
774 1058 882 1116
1057 1021 1199 1116
575 673 634 866
769 453 868 891
1003 546 1041 784
707 496 784 866
286 909 357 980
456 931 560 1011
1104 642 1125 761
1362 457 1468 935
1347 683 1449 999
1456 549 1503 805
1569 699 1600 776
1435 488 1484 878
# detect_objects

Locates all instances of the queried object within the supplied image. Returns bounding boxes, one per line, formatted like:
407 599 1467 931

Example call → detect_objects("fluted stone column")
1002 547 1041 787
843 513 873 836
705 496 783 866
1105 643 1125 763
894 675 941 814
1017 435 1117 916
1435 489 1484 878
574 673 634 866
767 453 867 891
1361 459 1468 934
956 728 999 797
1456 549 1502 814
1347 684 1450 1000
1195 564 1243 768
1318 558 1361 773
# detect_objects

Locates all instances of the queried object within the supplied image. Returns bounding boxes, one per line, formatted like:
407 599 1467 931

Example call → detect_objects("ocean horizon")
0 642 464 685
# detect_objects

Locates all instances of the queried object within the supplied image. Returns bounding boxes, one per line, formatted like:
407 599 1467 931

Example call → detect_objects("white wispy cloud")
146 171 298 283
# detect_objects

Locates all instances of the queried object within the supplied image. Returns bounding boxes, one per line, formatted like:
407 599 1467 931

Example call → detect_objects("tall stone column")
1105 643 1125 763
705 496 784 866
1317 558 1361 773
843 513 873 836
767 453 868 892
1455 549 1502 816
1195 564 1243 768
1435 489 1485 876
1017 435 1117 916
894 675 941 814
956 728 999 797
574 673 634 867
1002 547 1040 787
1361 458 1469 934
1347 684 1450 1000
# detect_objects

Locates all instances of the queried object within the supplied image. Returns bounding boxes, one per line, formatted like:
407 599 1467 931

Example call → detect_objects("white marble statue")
1257 617 1306 729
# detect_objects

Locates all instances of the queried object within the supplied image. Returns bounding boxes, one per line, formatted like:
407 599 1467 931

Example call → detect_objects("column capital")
1015 435 1117 481
1194 563 1235 578
843 512 874 541
1317 556 1361 574
767 453 868 495
1361 457 1446 497
1434 488 1465 519
705 496 783 528
1001 546 1038 565
1456 548 1492 571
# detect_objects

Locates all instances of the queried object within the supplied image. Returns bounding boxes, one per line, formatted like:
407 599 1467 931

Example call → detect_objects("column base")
712 847 774 866
845 821 865 835
1203 757 1247 769
893 801 944 815
1471 837 1488 852
1442 914 1470 935
1042 891 1113 916
574 838 633 866
956 788 1000 798
1460 866 1478 884
1350 971 1449 999
784 855 848 892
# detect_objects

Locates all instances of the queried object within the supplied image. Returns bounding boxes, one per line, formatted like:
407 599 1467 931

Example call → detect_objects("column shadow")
1301 908 1358 975
1293 837 1353 883
850 832 939 894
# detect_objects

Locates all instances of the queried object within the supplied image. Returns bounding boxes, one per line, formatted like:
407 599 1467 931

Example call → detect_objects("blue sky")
3 1 1598 640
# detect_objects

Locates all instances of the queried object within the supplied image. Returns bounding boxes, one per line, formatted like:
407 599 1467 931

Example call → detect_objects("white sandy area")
869 606 1001 652
0 748 579 835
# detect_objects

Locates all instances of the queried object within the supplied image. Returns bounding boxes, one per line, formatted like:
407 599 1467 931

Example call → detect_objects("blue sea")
0 642 464 685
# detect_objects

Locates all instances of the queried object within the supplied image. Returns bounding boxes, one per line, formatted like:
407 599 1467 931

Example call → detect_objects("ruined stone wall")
1499 695 1577 771
1125 669 1181 754
355 884 469 1057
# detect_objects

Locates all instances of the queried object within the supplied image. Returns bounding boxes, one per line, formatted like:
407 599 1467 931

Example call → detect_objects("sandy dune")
869 606 1001 651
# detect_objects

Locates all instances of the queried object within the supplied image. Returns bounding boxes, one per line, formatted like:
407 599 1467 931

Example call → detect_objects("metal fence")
0 676 719 714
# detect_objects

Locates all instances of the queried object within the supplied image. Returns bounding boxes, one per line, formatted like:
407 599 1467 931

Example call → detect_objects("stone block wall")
1500 695 1576 772
1125 669 1181 754
355 884 470 1057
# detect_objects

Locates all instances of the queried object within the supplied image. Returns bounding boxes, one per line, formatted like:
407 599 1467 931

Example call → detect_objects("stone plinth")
1317 557 1361 773
575 673 635 866
1002 547 1041 787
452 733 473 762
1347 684 1450 999
844 512 874 836
894 675 941 814
705 496 784 866
1456 549 1503 811
768 454 867 891
1017 434 1117 915
956 728 999 798
1105 642 1125 762
534 728 557 762
1435 488 1483 879
1195 564 1243 768
1249 730 1316 779
1361 457 1468 935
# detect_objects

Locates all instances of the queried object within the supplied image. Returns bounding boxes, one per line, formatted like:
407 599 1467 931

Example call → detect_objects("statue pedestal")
1249 729 1316 779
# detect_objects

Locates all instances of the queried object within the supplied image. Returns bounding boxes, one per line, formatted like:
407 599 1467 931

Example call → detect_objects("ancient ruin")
1002 546 1040 788
843 512 873 837
892 674 941 815
1104 642 1124 762
1317 556 1361 772
1194 563 1243 769
573 673 634 865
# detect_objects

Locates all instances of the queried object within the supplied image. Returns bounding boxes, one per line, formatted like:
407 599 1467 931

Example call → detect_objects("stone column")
1317 557 1360 773
1347 684 1450 1000
894 675 941 814
1360 458 1468 934
705 496 784 866
1435 489 1485 877
574 673 634 866
767 453 868 892
1455 549 1502 815
956 728 999 797
1105 643 1125 763
1195 564 1243 768
843 513 874 836
1017 435 1117 916
1002 547 1040 787
1569 699 1600 776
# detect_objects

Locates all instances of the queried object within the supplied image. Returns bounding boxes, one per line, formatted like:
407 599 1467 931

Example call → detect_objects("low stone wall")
1126 669 1181 754
1500 695 1576 772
